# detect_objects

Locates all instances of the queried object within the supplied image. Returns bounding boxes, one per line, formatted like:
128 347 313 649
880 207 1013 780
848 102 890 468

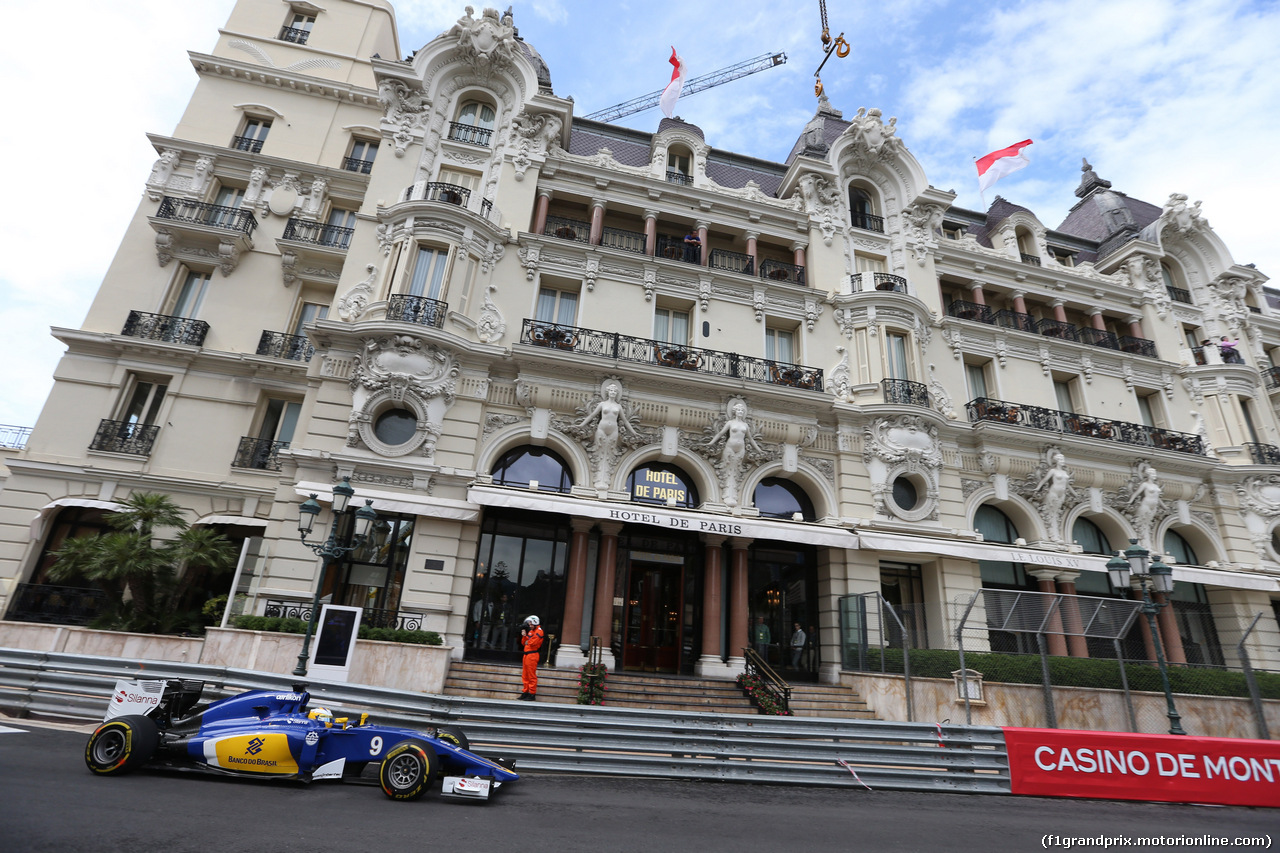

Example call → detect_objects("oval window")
373 409 417 446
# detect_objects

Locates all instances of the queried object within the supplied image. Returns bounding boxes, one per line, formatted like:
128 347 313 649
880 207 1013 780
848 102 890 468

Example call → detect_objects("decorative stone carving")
862 414 941 521
483 413 521 441
476 284 506 343
191 156 215 194
1235 474 1280 561
518 244 541 281
901 202 943 267
695 399 771 508
796 173 842 247
146 149 180 200
563 378 646 490
1015 448 1080 544
244 166 268 210
804 296 823 332
840 108 903 169
510 110 563 181
348 334 458 458
377 78 429 157
1123 256 1171 318
698 277 711 311
303 178 328 217
154 229 174 267
447 5 518 79
927 364 956 420
376 223 394 256
752 287 767 323
829 346 851 401
1160 193 1209 237
1110 461 1168 549
337 264 377 321
584 254 600 292
217 239 240 276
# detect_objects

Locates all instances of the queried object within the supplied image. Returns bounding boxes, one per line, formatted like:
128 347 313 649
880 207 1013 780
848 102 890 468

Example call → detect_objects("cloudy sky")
1 0 1277 430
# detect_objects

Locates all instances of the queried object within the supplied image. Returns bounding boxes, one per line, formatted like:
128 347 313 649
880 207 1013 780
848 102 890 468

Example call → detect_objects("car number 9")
369 736 383 756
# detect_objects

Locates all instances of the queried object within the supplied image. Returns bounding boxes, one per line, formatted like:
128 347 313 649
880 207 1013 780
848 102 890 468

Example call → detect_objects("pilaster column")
745 231 759 276
1127 315 1145 340
791 240 808 271
589 198 606 246
696 220 710 267
533 189 552 235
643 209 658 257
1011 290 1028 315
1029 569 1069 656
727 538 751 669
967 280 987 306
558 519 594 656
590 521 623 669
1051 299 1068 324
700 535 725 661
1154 591 1187 664
1055 571 1089 657
1088 308 1106 332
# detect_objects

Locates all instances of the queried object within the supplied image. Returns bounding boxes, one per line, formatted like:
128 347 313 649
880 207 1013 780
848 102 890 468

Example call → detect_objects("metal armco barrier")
0 648 1010 794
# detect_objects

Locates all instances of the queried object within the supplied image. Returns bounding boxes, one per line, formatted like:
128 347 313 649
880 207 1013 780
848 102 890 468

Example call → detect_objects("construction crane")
583 52 787 124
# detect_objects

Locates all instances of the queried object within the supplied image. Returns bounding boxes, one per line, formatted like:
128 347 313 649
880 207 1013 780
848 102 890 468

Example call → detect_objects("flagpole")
975 157 985 209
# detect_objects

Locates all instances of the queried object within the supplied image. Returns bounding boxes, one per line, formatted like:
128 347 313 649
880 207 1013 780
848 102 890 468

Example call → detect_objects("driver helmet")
524 615 540 627
308 707 334 725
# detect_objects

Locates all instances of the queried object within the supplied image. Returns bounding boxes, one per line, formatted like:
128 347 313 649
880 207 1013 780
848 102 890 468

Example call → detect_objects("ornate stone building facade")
2 0 1278 684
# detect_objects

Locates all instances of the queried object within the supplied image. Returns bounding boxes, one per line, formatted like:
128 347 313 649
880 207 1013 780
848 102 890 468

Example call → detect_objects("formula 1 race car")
85 678 517 802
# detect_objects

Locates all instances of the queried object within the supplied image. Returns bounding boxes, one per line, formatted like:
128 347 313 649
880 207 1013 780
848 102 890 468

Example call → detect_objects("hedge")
231 615 442 646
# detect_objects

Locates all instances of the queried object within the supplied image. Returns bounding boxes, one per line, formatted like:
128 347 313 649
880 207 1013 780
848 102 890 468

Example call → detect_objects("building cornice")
189 51 381 108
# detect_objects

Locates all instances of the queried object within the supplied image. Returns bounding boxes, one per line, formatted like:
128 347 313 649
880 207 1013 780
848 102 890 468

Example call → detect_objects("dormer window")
666 150 692 185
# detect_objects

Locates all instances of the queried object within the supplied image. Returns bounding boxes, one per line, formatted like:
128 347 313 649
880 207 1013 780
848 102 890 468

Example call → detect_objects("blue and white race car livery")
85 678 517 801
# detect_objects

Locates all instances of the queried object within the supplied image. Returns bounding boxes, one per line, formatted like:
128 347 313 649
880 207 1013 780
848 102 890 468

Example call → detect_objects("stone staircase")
442 660 876 718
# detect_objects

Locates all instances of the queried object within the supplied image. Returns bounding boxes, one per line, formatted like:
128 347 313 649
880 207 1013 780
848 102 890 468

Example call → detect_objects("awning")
28 498 122 539
854 530 1280 592
467 485 858 548
294 482 480 522
196 515 270 528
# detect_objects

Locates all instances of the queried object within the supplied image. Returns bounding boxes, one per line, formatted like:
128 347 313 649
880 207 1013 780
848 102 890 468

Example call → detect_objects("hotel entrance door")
621 555 684 673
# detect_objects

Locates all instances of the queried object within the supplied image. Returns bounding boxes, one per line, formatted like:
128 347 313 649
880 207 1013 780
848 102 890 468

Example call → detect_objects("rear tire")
378 740 436 801
85 715 159 775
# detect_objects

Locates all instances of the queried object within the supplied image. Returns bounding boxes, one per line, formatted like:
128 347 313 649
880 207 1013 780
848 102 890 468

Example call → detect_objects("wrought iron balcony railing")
156 196 258 236
122 310 210 346
401 181 471 207
993 309 1036 334
852 212 885 233
233 436 289 471
278 25 310 44
655 235 701 265
709 248 755 276
282 218 353 249
263 598 422 630
1020 253 1041 266
90 419 160 456
387 294 448 328
870 273 907 293
881 378 930 407
1118 336 1158 358
546 215 590 243
666 170 693 185
600 226 646 254
7 583 109 626
230 135 264 153
1264 366 1280 389
0 424 32 449
966 397 1204 455
1079 327 1120 350
447 122 493 147
759 259 806 285
1036 318 1079 342
519 319 824 391
343 156 374 174
1245 443 1280 465
1166 285 1192 304
257 330 313 362
947 300 994 324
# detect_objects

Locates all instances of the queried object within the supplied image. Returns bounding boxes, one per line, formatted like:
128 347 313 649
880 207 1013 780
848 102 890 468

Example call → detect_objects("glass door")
622 557 684 673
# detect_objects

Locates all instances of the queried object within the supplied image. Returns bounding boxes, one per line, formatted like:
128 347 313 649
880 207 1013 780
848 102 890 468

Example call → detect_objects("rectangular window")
346 139 378 173
208 186 244 227
280 12 315 43
437 168 480 193
258 398 302 444
654 307 690 344
323 208 356 249
118 377 168 426
408 247 449 300
233 119 270 153
536 287 578 325
1054 379 1075 413
966 362 988 400
1136 393 1156 427
855 255 887 274
886 333 909 380
171 271 210 318
292 302 329 338
1242 398 1262 445
765 327 795 364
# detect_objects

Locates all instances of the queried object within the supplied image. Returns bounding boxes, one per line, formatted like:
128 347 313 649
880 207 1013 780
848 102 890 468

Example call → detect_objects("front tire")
85 715 159 775
433 725 469 753
379 740 436 801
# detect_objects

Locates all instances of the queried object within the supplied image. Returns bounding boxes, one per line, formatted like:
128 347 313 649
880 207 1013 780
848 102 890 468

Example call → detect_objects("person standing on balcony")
1219 336 1242 363
519 615 544 700
683 230 701 263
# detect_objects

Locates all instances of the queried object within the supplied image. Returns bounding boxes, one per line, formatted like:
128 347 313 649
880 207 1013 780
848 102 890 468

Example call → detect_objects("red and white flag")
976 139 1034 195
659 47 686 119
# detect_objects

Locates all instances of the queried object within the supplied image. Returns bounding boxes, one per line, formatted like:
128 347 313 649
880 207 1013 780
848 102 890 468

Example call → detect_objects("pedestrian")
519 615 544 700
752 615 772 661
488 593 511 650
790 622 806 669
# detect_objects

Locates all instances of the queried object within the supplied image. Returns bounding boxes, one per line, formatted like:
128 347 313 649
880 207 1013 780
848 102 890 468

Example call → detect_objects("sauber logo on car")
204 734 299 774
104 679 166 721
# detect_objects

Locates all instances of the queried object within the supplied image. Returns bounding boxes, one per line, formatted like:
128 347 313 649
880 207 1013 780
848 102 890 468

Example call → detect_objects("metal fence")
0 647 1010 794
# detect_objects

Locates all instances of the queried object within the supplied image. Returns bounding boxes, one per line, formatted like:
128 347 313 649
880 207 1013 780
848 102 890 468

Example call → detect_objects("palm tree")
48 492 237 633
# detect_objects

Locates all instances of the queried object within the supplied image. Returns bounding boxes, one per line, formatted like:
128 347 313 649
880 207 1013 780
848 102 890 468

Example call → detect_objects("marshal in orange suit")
519 615 544 701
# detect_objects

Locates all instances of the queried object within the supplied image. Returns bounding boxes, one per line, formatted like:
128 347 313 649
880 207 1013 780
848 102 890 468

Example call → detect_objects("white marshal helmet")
524 615 540 627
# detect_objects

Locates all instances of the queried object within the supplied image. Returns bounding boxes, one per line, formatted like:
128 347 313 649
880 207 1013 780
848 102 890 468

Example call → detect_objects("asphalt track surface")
1 719 1274 853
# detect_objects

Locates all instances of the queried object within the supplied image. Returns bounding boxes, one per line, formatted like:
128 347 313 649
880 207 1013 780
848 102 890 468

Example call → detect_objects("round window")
891 477 918 511
373 408 417 446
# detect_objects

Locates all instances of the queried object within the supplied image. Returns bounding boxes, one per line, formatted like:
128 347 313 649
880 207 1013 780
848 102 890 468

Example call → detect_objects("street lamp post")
292 477 378 677
1107 539 1186 735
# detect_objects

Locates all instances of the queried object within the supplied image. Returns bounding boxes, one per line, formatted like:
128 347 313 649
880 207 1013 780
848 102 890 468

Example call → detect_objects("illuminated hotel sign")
631 466 688 505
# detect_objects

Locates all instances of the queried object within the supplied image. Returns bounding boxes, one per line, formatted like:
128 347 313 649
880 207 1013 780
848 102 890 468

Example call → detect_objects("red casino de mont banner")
1003 728 1280 808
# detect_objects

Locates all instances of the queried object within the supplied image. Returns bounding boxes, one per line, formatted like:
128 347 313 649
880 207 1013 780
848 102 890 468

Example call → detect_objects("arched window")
1071 517 1112 555
849 186 881 232
753 478 816 521
451 100 496 146
1015 228 1039 263
627 462 698 508
492 446 573 493
1163 529 1199 565
975 504 1018 544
